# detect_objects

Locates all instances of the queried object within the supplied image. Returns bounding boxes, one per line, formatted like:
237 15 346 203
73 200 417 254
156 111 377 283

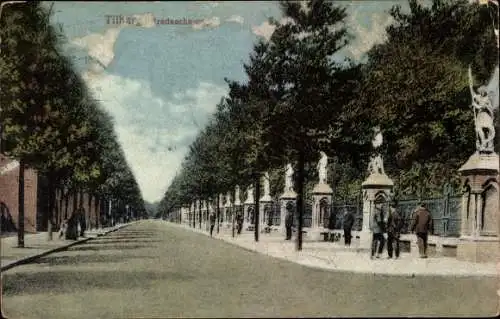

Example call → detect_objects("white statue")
285 164 294 192
368 154 385 175
317 151 328 184
234 185 240 204
246 185 254 203
263 172 270 197
469 66 498 153
368 127 385 175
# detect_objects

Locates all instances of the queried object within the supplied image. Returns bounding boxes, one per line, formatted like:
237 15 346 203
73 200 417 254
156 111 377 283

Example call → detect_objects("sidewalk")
171 221 499 278
1 222 133 271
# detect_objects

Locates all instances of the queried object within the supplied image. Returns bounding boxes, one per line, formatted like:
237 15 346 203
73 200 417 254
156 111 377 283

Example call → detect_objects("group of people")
371 202 434 259
208 201 434 260
58 207 87 240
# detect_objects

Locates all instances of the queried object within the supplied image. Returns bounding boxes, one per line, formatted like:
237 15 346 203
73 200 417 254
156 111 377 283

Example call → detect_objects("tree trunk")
254 173 261 242
47 175 55 241
17 159 25 248
198 199 202 229
216 196 220 234
296 148 305 251
72 190 78 214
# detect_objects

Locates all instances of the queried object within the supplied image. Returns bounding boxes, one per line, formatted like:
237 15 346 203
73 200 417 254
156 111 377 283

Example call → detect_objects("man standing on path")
410 202 434 258
236 211 243 235
342 208 354 246
387 203 403 259
285 204 294 240
209 211 216 237
370 206 385 259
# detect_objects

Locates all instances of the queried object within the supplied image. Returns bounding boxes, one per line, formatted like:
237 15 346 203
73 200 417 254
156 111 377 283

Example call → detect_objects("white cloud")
252 18 295 41
346 11 394 60
192 16 221 30
71 27 122 70
226 15 244 24
84 73 228 202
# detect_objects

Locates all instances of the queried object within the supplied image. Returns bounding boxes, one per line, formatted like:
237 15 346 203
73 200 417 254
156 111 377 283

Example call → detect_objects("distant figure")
370 206 386 259
411 202 434 258
386 204 403 259
327 210 336 242
209 212 216 237
236 212 243 234
285 204 294 240
342 208 354 246
59 219 68 239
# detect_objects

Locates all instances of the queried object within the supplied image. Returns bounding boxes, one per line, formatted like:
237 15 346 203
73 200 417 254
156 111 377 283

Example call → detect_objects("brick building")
0 154 38 233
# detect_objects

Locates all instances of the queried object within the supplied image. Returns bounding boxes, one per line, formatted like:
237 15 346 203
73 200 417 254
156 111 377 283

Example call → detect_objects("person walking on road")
387 203 403 259
285 204 294 240
209 212 216 237
410 202 434 258
342 208 354 246
59 219 68 239
370 206 386 259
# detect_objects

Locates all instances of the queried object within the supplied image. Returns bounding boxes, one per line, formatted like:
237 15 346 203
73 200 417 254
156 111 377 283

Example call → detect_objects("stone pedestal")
243 201 255 231
259 196 273 232
310 183 333 241
457 152 500 263
280 191 297 233
358 173 394 250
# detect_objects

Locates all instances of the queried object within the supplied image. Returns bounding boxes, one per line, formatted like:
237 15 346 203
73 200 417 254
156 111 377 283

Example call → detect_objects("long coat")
343 211 354 230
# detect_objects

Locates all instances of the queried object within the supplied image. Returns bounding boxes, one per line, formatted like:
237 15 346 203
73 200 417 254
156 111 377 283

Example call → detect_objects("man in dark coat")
387 203 403 259
285 203 294 240
236 212 243 234
370 206 386 259
209 212 216 237
342 208 355 246
411 202 434 258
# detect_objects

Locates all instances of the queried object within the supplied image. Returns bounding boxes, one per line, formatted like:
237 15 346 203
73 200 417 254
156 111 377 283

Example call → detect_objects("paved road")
1 220 497 318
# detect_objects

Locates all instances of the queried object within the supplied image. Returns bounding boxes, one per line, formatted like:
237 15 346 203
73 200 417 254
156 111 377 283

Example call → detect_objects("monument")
280 164 297 233
260 172 275 232
310 151 334 240
457 66 500 263
359 127 394 250
224 192 232 229
244 185 255 231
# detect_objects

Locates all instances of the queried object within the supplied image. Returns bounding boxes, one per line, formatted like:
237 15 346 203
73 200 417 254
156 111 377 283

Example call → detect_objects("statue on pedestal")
367 127 385 175
285 164 294 192
246 185 254 203
317 151 328 184
263 172 270 197
469 66 498 154
235 186 240 204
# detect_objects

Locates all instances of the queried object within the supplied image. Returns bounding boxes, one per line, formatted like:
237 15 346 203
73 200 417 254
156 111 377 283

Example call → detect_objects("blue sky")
49 1 407 203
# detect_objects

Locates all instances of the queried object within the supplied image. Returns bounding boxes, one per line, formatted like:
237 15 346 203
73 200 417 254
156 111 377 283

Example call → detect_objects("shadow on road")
68 245 152 252
29 253 157 266
2 269 196 295
89 239 162 245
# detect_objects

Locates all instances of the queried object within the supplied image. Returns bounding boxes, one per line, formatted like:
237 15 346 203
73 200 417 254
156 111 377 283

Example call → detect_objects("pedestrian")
410 202 434 258
285 204 294 240
59 219 68 239
236 212 243 234
209 211 216 237
327 210 337 242
387 203 403 259
370 206 386 259
342 208 354 246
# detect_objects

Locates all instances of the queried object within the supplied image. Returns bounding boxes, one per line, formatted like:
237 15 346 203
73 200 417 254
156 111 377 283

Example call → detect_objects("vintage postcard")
1 0 499 318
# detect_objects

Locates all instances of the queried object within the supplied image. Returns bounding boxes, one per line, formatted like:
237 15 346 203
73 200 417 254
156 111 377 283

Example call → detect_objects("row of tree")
0 1 146 245
159 0 497 250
